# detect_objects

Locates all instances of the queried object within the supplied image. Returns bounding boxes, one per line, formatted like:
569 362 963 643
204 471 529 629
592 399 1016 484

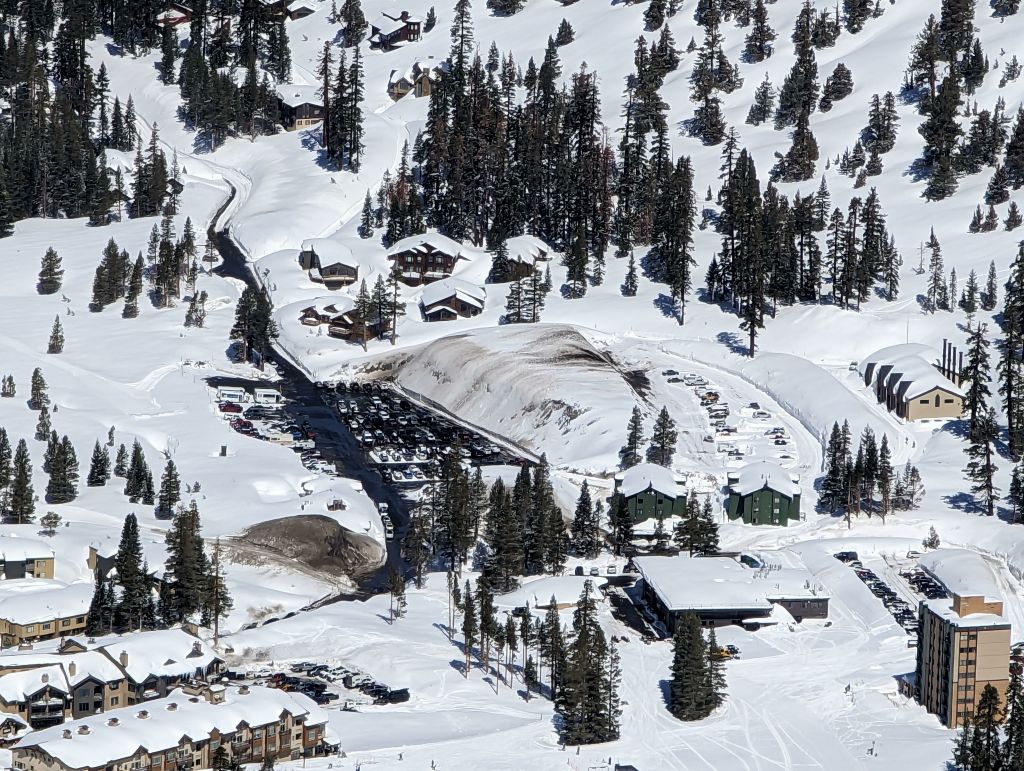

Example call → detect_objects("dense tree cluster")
668 613 726 721
822 421 922 521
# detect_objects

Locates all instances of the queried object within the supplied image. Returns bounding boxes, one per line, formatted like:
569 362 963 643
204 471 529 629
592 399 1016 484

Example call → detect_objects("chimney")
107 717 120 727
119 650 128 668
68 662 76 677
958 350 964 382
41 673 49 684
137 710 149 720
77 726 91 735
166 703 178 712
941 339 948 378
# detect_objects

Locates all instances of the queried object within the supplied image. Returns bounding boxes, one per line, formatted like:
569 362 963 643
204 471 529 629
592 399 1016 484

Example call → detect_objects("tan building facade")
12 685 333 771
915 593 1011 728
904 386 964 422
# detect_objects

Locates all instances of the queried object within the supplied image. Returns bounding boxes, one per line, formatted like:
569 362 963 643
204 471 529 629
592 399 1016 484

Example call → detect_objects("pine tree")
10 440 35 524
621 406 645 468
983 261 998 311
669 613 713 720
923 525 941 549
965 406 1000 517
85 576 115 635
45 436 78 504
622 252 639 296
162 500 210 624
35 404 51 441
359 191 374 238
157 459 181 516
461 579 478 677
963 323 992 440
1008 201 1023 230
1004 669 1024 767
570 481 600 558
114 513 150 629
38 247 63 294
47 316 64 354
87 441 111 486
114 443 128 477
0 376 14 398
0 429 10 489
647 406 677 467
30 368 48 410
743 0 775 62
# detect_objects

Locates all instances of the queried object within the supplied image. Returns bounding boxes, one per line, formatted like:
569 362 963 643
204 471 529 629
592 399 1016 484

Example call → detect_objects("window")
78 703 89 712
152 756 162 765
62 620 71 627
253 730 263 739
945 399 955 404
111 697 119 706
42 623 51 630
24 625 35 633
920 399 929 405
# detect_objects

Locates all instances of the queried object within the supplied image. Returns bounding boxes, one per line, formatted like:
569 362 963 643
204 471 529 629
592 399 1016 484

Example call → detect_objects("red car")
219 402 243 413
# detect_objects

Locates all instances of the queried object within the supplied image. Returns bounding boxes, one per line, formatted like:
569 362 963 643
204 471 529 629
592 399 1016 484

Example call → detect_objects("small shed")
419 278 486 321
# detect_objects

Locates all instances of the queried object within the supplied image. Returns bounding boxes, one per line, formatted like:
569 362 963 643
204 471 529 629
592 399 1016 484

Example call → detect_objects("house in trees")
155 2 193 27
419 278 486 321
725 462 801 526
299 238 359 288
859 343 965 422
288 0 316 19
370 11 422 50
0 537 55 580
613 463 686 523
386 233 466 285
632 550 828 631
275 85 324 131
387 58 448 100
299 301 390 342
505 234 551 280
257 0 290 18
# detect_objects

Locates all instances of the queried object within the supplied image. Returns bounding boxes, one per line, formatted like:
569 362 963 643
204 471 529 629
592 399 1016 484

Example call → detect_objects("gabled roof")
386 232 465 259
372 15 406 35
275 84 322 109
0 665 68 703
614 463 683 499
505 234 550 264
728 462 800 498
419 277 486 310
97 629 223 684
301 238 357 269
301 297 356 320
861 344 964 401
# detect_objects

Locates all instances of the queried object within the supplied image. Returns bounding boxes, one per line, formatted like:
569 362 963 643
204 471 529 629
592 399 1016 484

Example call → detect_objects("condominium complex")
915 593 1011 729
11 683 336 771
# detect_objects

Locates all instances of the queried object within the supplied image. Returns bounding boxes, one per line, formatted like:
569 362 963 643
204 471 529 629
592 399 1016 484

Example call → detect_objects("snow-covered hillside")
6 0 1024 768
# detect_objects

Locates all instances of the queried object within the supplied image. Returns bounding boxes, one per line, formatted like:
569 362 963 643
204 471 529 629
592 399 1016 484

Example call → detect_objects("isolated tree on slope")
647 407 677 467
620 406 644 467
962 323 992 441
38 248 63 295
965 406 999 517
47 316 64 354
87 441 111 486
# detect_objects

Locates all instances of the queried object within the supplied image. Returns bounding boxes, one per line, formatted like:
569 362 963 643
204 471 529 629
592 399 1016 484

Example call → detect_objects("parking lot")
326 381 525 487
233 661 409 709
660 370 797 466
834 550 950 644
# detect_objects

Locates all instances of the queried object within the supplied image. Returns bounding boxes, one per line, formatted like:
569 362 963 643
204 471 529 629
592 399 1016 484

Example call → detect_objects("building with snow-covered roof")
860 343 964 421
299 299 390 343
613 463 686 523
419 278 485 321
287 0 315 19
370 10 422 49
0 581 93 647
274 85 323 131
0 536 54 580
726 462 801 526
387 58 447 100
0 629 224 729
155 2 192 27
505 234 551 280
387 232 466 285
632 551 828 631
915 591 1011 729
12 683 334 771
298 238 358 288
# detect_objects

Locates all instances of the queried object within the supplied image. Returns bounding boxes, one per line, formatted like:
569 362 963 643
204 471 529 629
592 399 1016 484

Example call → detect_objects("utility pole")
213 538 222 646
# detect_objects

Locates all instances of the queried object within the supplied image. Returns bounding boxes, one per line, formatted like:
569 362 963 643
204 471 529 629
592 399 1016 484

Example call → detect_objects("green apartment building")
613 463 686 523
726 462 801 526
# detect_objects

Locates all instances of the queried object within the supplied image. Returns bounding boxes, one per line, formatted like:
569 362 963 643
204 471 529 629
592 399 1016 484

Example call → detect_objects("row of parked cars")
835 551 921 642
288 661 410 705
899 566 950 600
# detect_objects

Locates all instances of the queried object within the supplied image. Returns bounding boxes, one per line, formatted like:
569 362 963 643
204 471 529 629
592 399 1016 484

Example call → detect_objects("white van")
253 388 284 405
217 386 246 403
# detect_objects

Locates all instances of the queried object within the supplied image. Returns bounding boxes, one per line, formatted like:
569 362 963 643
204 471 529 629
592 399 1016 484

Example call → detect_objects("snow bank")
391 324 643 469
